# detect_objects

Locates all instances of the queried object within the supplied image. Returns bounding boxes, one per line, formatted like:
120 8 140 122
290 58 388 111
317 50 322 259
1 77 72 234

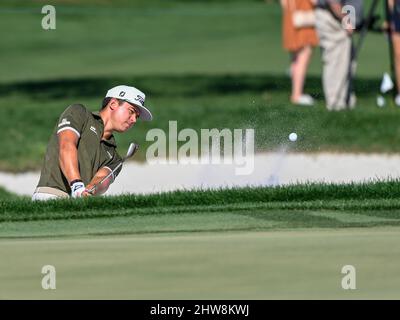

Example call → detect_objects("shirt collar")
92 111 117 147
92 111 102 119
103 135 117 147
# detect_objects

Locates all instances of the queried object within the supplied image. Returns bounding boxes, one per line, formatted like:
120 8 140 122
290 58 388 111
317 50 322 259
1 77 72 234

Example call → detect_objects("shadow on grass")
0 74 381 100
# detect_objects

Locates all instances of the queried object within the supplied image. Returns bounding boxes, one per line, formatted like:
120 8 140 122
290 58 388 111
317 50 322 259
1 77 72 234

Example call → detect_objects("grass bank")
1 181 400 238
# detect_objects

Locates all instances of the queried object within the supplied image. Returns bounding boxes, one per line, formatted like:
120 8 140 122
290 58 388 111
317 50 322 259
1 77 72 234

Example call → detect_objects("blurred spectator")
314 0 363 110
387 0 400 106
281 0 319 106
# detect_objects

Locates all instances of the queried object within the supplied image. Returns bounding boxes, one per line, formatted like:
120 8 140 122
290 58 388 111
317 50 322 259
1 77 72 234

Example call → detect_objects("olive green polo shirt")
37 104 123 194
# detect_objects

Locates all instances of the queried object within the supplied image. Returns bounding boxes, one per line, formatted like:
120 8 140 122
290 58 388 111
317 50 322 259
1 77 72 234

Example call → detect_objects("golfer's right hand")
71 181 86 198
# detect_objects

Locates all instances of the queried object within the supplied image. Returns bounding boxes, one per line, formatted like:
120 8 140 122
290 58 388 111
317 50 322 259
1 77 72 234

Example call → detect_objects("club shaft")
88 161 124 193
87 142 138 194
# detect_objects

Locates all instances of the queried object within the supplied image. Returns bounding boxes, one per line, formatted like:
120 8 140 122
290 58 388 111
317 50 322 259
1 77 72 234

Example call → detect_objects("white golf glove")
70 180 86 198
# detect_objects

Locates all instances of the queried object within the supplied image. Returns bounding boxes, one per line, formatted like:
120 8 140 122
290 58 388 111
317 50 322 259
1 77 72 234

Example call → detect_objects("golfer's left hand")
82 190 93 197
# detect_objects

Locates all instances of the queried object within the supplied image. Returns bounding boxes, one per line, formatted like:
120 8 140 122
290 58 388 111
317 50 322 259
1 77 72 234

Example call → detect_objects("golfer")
32 85 152 201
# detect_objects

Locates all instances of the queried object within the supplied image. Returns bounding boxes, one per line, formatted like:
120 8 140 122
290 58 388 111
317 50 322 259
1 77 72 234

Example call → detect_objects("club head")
124 142 139 160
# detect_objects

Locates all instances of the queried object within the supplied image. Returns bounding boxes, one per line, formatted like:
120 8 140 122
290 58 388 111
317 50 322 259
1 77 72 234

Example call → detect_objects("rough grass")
2 180 400 222
0 187 19 200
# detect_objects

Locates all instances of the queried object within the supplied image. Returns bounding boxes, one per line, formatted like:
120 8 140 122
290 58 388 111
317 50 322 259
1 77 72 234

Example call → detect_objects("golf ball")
289 132 297 142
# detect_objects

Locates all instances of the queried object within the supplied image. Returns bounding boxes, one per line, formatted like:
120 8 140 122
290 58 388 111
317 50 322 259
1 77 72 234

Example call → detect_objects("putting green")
1 227 399 299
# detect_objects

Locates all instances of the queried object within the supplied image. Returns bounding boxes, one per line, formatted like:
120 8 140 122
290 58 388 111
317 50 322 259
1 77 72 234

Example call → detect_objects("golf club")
87 142 139 194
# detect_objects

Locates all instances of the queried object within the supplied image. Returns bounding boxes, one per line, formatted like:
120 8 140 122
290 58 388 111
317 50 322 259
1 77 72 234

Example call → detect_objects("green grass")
1 181 400 239
0 1 397 171
1 228 400 299
0 187 19 200
2 74 400 171
2 203 400 238
0 1 284 83
1 182 400 299
0 1 389 82
1 180 400 228
1 0 399 300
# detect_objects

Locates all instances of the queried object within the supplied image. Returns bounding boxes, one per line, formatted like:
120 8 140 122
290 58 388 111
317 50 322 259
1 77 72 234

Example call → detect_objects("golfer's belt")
34 187 69 198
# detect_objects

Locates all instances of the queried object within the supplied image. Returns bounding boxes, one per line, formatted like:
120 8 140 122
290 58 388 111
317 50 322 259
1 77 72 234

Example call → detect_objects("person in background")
314 0 363 110
387 0 400 106
281 0 319 106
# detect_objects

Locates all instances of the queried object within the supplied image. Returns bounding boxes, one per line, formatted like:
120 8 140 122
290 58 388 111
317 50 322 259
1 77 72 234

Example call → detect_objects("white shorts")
32 187 69 201
32 192 61 201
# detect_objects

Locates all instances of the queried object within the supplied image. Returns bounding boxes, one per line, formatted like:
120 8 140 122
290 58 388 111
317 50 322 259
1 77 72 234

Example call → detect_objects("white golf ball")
289 132 297 142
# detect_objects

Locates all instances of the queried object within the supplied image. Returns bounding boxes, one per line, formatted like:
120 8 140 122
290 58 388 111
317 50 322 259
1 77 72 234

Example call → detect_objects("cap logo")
134 95 145 106
119 91 126 97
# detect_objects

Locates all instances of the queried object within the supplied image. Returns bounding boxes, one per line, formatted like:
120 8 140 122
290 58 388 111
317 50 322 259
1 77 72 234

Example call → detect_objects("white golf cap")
105 85 153 121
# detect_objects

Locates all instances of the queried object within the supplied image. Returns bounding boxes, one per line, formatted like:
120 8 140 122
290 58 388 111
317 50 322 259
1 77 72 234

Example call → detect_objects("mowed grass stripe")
308 211 400 223
1 228 400 299
0 212 281 238
1 207 400 238
2 199 400 222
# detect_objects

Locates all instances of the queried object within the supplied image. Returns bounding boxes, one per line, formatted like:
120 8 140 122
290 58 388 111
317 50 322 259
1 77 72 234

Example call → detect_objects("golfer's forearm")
59 142 81 184
87 168 113 195
88 180 110 195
